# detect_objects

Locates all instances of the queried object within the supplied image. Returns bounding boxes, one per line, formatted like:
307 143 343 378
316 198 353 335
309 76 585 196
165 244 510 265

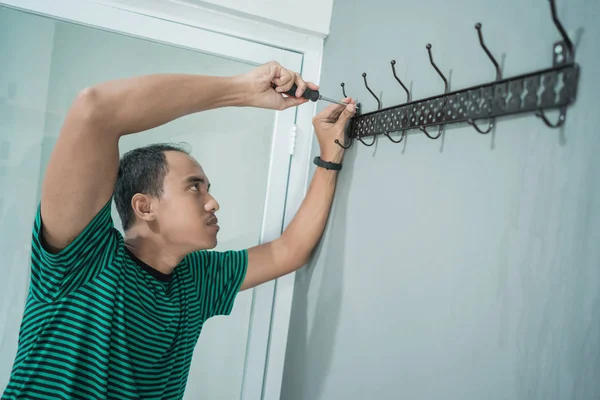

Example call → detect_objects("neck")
124 227 183 275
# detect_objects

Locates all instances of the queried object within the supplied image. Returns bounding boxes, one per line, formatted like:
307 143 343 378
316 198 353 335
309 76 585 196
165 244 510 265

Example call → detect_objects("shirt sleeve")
187 249 248 319
30 199 118 302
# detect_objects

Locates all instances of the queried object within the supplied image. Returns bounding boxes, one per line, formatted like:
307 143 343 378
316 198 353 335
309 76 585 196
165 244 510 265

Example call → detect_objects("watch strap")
313 156 342 171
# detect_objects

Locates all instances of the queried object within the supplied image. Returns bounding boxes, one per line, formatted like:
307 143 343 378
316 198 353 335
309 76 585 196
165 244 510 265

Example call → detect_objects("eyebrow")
184 175 211 191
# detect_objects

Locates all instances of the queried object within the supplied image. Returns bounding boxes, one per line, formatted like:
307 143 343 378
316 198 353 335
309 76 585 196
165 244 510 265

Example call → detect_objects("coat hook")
536 107 566 128
420 44 448 140
335 82 357 149
386 62 409 143
467 118 494 134
357 134 377 147
475 23 501 80
426 44 449 92
390 60 411 102
362 73 381 110
538 0 571 129
419 125 443 140
335 137 353 149
549 0 574 58
384 130 406 143
468 23 501 135
357 72 379 146
336 126 376 148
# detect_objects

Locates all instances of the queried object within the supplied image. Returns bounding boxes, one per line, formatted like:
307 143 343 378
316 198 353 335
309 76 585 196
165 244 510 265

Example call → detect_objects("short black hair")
114 142 191 231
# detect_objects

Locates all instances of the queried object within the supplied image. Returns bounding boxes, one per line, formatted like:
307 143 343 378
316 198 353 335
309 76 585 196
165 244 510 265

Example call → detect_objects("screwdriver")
280 83 348 106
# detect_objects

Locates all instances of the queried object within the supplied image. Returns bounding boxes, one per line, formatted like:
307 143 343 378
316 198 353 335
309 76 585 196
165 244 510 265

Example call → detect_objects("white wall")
1 1 329 399
0 7 55 389
182 0 334 36
86 0 334 36
0 8 277 399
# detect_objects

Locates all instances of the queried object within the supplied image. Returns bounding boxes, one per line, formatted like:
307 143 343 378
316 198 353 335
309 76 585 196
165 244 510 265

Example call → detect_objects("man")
1 61 356 399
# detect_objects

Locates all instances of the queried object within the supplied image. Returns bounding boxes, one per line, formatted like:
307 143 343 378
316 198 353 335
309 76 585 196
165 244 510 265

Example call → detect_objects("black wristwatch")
313 156 342 171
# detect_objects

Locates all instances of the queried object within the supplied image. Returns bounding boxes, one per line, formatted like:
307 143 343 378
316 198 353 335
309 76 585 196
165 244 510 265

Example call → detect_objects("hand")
239 61 319 110
312 98 357 163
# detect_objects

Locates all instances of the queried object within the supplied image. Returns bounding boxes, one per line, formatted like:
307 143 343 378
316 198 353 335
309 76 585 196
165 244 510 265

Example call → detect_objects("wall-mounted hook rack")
342 0 580 145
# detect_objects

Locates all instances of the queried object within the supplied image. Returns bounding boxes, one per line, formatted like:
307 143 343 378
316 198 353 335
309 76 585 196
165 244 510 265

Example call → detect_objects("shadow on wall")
282 148 358 400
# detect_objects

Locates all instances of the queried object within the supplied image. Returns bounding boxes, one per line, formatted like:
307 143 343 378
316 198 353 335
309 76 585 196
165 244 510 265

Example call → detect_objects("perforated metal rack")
336 0 580 149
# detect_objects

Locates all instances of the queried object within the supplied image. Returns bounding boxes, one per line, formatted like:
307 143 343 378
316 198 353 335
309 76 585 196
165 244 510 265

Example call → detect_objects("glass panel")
0 7 277 399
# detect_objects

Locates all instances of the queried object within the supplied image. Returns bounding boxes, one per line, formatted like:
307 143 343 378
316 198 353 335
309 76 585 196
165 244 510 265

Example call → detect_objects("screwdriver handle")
283 83 320 102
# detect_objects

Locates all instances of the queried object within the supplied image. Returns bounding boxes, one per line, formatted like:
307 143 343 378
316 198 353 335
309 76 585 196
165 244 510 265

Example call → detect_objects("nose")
205 193 220 213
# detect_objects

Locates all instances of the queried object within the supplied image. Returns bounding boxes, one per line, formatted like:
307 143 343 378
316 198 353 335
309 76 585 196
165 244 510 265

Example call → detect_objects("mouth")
207 216 220 232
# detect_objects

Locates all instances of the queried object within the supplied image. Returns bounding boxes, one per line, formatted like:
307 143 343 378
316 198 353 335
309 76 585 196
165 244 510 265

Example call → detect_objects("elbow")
70 87 112 133
278 237 311 273
294 251 312 270
285 256 308 275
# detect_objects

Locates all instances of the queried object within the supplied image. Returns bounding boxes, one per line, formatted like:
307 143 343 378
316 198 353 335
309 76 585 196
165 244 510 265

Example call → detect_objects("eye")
191 183 200 191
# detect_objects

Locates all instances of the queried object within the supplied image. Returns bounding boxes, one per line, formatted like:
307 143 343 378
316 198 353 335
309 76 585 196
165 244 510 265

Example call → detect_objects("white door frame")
0 1 324 399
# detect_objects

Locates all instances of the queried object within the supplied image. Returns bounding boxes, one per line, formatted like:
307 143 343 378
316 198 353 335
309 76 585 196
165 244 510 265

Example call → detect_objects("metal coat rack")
336 0 580 149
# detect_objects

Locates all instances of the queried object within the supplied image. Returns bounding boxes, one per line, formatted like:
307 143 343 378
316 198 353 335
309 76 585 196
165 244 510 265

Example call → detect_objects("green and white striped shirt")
2 199 248 399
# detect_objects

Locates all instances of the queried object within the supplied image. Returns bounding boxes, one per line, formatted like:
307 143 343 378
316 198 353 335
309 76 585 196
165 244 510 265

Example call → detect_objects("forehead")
163 151 206 182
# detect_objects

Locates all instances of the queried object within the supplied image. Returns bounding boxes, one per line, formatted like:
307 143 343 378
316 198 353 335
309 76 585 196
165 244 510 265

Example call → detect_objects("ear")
131 193 157 223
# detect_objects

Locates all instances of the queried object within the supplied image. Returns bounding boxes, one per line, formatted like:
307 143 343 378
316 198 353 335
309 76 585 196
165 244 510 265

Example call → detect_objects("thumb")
316 102 344 121
335 103 356 127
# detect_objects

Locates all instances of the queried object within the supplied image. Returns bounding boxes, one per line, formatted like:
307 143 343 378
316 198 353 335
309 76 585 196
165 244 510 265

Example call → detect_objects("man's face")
153 151 220 253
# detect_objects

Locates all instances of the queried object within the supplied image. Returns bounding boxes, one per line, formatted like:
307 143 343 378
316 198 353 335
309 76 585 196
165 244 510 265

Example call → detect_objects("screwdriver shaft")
319 95 347 106
281 83 347 106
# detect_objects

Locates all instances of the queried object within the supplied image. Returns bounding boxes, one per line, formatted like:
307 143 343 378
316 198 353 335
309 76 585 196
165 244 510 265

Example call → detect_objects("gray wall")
281 0 600 399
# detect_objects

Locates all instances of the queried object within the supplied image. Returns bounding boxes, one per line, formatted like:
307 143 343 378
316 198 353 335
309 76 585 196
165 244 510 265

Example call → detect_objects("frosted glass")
0 8 276 399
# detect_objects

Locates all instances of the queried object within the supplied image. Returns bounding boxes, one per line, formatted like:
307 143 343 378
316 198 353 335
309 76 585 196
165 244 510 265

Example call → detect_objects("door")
0 1 304 399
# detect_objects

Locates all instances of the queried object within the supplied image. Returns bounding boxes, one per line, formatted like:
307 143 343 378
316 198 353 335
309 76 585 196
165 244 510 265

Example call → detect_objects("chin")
190 237 218 252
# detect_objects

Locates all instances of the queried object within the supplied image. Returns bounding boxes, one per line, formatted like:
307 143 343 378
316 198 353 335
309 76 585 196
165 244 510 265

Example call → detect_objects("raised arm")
242 99 357 290
40 62 312 253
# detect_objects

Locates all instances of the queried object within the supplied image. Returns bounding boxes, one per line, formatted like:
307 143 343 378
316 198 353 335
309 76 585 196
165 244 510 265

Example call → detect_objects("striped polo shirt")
2 199 248 399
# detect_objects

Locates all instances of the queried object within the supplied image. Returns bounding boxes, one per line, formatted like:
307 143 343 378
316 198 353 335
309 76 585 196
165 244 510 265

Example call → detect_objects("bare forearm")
280 166 339 268
86 74 245 136
242 97 354 290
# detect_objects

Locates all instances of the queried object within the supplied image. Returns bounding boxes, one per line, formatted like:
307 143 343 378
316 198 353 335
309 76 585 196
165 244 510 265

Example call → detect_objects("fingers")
269 62 287 88
292 73 320 98
274 69 296 94
270 63 317 98
264 62 342 111
316 97 352 121
276 71 307 97
281 96 309 110
293 73 308 98
306 82 320 91
335 100 357 127
267 63 278 83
